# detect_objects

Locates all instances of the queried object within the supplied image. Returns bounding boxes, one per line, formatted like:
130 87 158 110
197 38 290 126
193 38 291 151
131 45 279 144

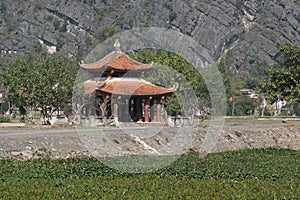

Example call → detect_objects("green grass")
0 148 299 199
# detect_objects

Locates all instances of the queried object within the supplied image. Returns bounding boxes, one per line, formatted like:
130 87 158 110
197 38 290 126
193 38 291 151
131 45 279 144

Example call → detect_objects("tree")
260 44 300 102
1 53 79 123
72 69 95 125
130 49 209 116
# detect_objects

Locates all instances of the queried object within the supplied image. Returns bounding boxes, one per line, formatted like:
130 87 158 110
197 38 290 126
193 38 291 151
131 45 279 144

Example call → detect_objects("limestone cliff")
0 0 299 75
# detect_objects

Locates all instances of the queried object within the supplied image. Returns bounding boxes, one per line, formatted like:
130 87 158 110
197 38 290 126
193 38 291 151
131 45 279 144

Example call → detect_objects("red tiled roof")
80 51 153 72
97 78 175 96
83 80 104 94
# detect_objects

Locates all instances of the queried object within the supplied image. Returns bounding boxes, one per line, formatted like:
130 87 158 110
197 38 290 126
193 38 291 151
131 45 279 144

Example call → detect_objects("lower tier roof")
84 78 176 97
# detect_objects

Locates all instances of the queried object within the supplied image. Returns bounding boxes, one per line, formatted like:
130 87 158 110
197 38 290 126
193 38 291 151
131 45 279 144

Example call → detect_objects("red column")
156 99 161 122
144 98 149 123
150 98 154 122
136 97 143 123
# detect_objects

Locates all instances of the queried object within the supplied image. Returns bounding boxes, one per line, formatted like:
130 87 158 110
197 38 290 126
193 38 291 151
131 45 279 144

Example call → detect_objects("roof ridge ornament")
114 39 121 51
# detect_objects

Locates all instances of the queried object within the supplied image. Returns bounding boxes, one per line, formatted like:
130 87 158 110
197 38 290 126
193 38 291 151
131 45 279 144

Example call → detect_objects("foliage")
260 44 300 101
59 21 68 33
288 100 300 116
53 19 60 31
94 26 121 42
139 13 151 27
0 53 79 119
227 96 256 116
222 51 264 94
72 69 94 124
56 38 65 51
212 50 260 116
0 148 299 199
6 18 18 33
130 49 232 116
249 54 258 64
0 100 9 114
130 49 208 115
32 0 44 11
215 57 232 97
169 12 177 22
0 148 298 180
0 116 10 123
0 2 6 13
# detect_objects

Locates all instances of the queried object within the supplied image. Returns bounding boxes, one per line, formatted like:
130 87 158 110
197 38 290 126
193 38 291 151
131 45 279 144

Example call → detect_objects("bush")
0 116 10 123
227 96 256 116
0 100 9 114
53 19 60 30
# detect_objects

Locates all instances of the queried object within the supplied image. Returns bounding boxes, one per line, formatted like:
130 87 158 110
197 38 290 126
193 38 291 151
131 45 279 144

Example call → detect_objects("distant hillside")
0 0 299 76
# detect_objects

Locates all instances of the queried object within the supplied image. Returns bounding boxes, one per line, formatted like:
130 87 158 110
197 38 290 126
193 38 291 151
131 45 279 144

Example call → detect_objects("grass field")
0 148 299 199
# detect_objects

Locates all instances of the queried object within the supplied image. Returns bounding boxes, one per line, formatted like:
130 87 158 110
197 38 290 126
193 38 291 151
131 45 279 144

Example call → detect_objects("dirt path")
0 123 299 160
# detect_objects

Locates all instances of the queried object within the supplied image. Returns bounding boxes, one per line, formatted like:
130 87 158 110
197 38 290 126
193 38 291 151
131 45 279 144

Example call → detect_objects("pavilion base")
113 122 167 128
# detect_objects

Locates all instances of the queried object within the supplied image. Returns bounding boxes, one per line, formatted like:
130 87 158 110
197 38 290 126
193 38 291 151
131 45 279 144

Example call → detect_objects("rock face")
0 0 299 74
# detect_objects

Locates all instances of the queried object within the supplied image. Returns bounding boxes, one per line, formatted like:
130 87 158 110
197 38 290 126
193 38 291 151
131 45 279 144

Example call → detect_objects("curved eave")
97 78 175 97
80 50 154 72
83 80 104 94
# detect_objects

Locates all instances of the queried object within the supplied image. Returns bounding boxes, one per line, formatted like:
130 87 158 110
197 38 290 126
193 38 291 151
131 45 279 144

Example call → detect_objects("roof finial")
114 39 120 51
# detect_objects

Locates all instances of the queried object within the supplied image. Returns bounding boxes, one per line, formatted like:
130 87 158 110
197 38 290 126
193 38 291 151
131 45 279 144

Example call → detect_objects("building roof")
80 51 154 73
84 78 176 97
83 80 103 94
98 78 175 96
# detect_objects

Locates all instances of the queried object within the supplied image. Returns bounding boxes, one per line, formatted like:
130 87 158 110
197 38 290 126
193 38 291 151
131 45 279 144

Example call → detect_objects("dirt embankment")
0 124 299 160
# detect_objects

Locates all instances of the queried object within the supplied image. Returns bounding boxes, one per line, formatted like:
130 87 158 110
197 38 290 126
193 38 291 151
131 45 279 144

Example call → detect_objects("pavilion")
81 41 176 124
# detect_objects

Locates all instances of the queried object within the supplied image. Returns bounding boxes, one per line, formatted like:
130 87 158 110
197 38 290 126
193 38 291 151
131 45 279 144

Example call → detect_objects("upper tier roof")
80 51 154 72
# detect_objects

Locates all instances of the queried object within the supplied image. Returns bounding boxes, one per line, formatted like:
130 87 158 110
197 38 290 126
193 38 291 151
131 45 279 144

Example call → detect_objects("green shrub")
7 18 17 33
53 19 60 30
0 116 10 123
0 149 299 199
0 2 6 13
0 100 9 114
169 12 177 22
59 21 67 33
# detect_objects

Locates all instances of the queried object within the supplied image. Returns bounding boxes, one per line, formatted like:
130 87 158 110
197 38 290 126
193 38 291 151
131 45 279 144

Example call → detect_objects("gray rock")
21 150 34 160
10 151 22 157
0 0 299 75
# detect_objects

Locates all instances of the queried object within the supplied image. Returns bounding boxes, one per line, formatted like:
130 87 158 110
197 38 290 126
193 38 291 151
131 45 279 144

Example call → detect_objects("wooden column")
95 96 100 118
150 98 154 122
130 98 135 121
101 102 106 118
124 98 130 122
114 96 122 117
101 95 109 118
113 102 118 118
156 99 161 122
112 96 121 126
136 97 143 123
144 98 150 123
